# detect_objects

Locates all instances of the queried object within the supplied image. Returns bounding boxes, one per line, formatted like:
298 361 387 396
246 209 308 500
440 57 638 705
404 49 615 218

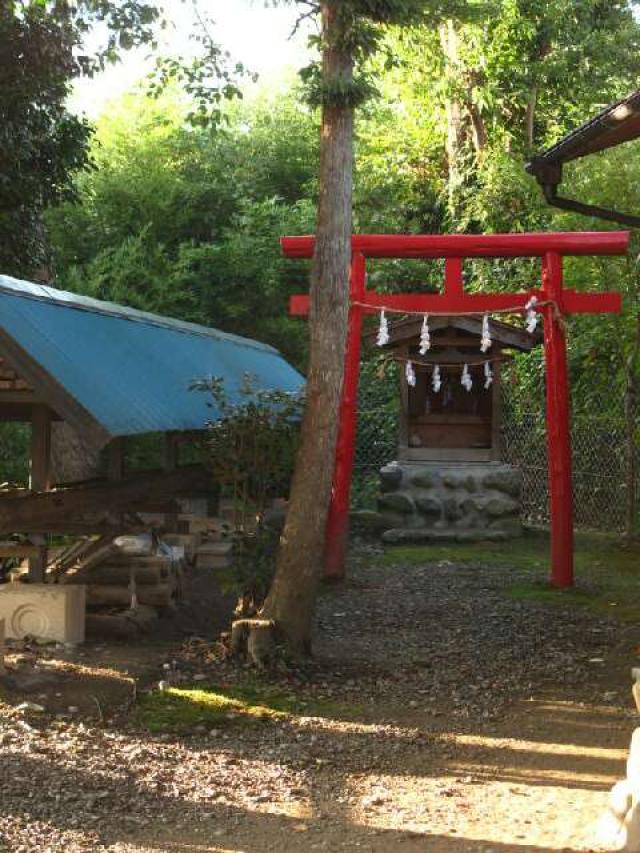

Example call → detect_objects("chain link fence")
353 355 638 534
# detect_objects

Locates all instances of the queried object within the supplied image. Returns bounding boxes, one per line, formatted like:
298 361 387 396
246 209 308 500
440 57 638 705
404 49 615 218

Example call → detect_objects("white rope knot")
525 296 538 334
484 361 494 389
480 312 492 352
461 363 473 392
432 364 441 393
419 314 431 355
376 309 390 346
405 360 416 388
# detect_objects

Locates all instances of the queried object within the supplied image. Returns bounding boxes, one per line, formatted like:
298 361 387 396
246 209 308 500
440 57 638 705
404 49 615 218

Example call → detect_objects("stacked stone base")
367 461 523 543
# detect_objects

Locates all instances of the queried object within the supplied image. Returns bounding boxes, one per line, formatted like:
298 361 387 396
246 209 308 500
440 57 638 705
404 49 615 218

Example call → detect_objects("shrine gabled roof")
372 314 540 351
0 275 304 446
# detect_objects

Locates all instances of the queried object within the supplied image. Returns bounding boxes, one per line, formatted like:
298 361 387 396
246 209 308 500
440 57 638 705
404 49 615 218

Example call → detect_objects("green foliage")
45 90 317 368
1 1 160 275
136 683 291 733
0 424 30 486
192 375 303 610
197 374 303 514
148 5 249 129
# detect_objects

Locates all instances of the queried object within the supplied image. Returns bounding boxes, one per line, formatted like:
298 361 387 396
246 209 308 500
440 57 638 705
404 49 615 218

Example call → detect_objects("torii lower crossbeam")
283 231 628 586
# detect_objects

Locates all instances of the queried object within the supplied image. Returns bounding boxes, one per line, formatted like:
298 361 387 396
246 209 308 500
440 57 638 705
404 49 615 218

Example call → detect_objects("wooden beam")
0 465 211 535
107 437 126 481
0 543 40 559
282 231 630 259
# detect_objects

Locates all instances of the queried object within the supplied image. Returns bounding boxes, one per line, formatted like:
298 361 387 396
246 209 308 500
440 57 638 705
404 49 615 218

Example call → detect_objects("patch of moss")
137 684 291 733
136 679 362 733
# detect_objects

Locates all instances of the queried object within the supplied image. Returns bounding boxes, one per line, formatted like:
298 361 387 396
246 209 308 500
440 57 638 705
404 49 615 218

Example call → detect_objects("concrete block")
0 584 86 644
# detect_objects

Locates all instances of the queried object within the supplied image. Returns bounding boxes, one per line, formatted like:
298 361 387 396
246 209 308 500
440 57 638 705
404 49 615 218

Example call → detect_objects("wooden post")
162 433 179 472
324 252 365 580
30 405 51 492
542 252 574 587
162 433 179 532
28 404 52 581
490 359 502 461
107 437 125 482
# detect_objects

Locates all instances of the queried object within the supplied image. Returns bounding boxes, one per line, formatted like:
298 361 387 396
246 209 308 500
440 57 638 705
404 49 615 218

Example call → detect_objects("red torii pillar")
284 232 628 587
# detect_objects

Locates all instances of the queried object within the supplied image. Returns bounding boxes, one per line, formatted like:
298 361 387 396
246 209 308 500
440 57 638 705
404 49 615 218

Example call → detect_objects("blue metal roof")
0 275 304 441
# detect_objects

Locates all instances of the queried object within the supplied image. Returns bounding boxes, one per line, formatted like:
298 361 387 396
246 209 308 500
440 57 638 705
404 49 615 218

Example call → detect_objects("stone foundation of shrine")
363 461 523 543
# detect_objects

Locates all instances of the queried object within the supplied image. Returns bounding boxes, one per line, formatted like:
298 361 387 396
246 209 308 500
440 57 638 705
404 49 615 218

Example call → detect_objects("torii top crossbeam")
282 231 628 258
283 230 629 587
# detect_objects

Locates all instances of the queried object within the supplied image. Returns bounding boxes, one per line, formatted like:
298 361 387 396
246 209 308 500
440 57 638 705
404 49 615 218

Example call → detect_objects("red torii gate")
283 231 629 587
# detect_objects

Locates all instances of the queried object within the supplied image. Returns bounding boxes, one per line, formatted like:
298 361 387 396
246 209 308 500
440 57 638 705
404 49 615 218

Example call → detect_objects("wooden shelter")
382 315 539 463
0 275 303 582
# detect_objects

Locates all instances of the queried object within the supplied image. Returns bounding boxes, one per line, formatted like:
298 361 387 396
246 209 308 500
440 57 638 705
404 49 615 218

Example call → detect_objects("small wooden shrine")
381 315 538 462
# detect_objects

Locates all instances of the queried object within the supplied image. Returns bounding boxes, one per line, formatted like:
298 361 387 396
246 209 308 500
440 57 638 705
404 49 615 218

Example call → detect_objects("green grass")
136 679 362 733
375 529 640 621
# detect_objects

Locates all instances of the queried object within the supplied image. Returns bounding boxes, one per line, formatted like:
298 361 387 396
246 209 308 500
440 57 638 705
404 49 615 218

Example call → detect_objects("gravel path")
1 547 638 852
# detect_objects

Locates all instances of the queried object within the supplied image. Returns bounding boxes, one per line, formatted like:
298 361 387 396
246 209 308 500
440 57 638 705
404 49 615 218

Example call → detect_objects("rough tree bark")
439 19 465 202
259 1 354 655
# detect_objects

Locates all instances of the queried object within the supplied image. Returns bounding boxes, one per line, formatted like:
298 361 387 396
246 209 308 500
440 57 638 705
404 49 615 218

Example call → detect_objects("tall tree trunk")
466 98 487 159
261 2 353 654
439 20 465 217
624 313 640 539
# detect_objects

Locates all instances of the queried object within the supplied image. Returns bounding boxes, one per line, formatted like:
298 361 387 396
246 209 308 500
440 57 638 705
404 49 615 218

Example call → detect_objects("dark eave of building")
526 90 640 227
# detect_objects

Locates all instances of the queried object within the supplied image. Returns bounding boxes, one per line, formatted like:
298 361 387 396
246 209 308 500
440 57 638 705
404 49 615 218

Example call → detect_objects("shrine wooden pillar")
324 252 365 580
542 252 574 587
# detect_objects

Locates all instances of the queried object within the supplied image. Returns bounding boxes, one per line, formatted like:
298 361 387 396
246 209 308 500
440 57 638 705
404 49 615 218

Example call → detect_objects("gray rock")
410 471 435 489
378 493 415 514
482 467 522 497
415 496 442 517
380 464 403 493
443 497 462 521
443 472 467 489
485 496 520 517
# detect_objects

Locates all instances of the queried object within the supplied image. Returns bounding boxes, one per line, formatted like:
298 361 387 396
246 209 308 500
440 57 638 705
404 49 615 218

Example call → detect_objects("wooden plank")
0 465 211 535
0 544 40 558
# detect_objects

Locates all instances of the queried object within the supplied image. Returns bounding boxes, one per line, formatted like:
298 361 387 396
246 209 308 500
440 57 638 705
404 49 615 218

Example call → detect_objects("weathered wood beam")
0 465 211 535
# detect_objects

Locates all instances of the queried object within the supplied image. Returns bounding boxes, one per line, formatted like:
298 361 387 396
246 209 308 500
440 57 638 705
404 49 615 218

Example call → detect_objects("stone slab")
0 584 86 644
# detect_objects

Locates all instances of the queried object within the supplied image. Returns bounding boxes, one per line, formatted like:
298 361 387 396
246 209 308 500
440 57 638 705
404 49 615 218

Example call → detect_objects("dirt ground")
1 541 640 852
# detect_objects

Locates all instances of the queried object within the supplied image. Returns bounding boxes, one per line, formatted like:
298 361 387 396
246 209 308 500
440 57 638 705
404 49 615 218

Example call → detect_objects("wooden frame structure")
379 315 537 463
284 231 628 587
